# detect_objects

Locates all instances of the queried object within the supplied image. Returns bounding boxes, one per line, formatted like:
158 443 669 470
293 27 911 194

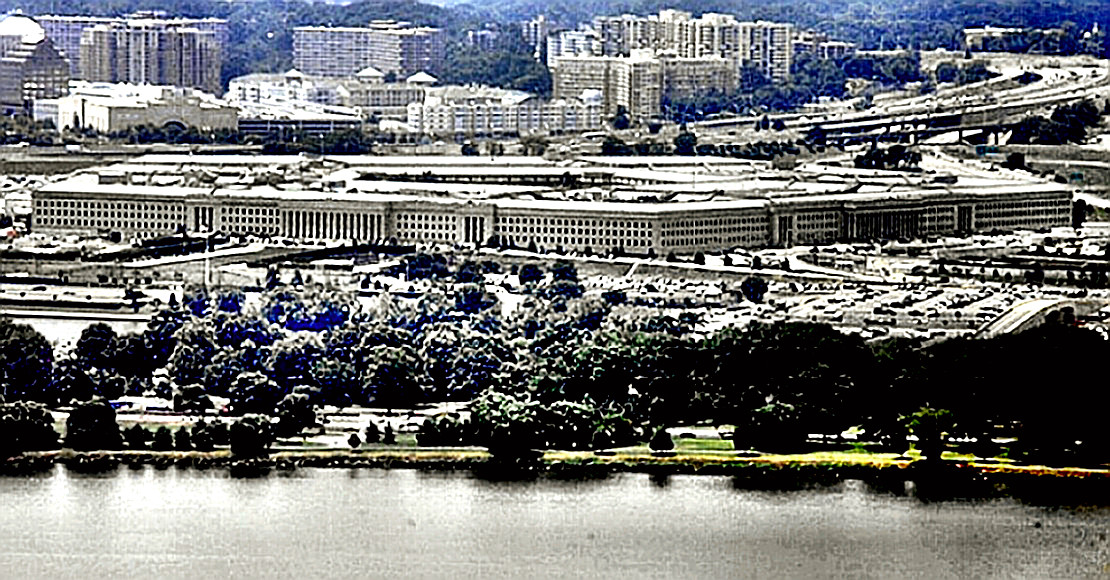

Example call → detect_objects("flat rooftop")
36 154 1070 211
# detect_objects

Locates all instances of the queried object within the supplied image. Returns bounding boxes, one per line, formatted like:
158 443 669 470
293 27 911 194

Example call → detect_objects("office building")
0 15 70 114
551 51 662 121
32 155 1074 253
36 82 237 133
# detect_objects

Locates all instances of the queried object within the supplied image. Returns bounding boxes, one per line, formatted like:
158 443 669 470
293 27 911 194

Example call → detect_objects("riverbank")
6 448 1110 503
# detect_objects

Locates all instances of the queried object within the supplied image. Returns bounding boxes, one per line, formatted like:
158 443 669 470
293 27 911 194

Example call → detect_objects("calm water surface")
1 467 1108 579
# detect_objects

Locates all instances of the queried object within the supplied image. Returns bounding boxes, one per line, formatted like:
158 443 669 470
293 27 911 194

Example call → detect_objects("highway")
691 55 1110 142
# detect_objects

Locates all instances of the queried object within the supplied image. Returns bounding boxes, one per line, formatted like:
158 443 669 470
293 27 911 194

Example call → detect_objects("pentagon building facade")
32 155 1074 254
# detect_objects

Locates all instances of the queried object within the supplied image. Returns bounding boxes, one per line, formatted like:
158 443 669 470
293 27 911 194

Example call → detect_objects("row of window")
500 216 651 230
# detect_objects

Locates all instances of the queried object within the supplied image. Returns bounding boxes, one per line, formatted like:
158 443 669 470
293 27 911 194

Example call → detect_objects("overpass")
974 298 1108 338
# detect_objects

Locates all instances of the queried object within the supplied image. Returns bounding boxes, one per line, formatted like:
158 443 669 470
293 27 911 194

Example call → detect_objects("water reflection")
0 468 1108 578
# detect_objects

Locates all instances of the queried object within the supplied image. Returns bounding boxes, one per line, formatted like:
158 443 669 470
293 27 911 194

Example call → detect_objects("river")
1 467 1107 578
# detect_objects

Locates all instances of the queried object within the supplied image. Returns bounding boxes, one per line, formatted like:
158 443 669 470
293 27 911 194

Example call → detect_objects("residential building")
521 15 549 60
794 30 856 61
465 29 499 51
293 22 446 78
659 53 738 100
79 19 222 94
37 14 226 79
739 21 793 83
407 85 603 137
551 12 794 81
545 29 600 66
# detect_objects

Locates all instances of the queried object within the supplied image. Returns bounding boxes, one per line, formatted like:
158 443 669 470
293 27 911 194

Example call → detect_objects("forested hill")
0 0 1103 88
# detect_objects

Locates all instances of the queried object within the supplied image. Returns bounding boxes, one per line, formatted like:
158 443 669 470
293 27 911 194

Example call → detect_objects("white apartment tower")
79 19 222 94
293 22 446 78
38 14 227 79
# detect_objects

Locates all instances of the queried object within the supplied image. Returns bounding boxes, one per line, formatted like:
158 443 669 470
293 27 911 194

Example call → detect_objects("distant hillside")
0 0 473 88
458 0 1108 52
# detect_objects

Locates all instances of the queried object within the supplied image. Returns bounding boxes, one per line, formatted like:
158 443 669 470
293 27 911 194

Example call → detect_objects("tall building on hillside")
739 21 793 83
555 12 795 81
659 53 738 100
521 15 549 61
37 14 226 79
78 19 222 94
293 22 446 78
794 30 856 61
545 29 601 66
0 15 70 115
551 51 661 121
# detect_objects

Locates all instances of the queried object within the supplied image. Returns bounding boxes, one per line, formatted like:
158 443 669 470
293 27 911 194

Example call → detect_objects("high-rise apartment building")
293 22 446 78
551 51 661 122
545 29 601 66
79 19 222 94
521 15 549 61
554 11 795 83
659 53 738 100
37 14 226 79
739 21 793 84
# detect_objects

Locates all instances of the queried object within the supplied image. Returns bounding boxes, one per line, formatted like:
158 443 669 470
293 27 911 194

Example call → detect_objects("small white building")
226 68 430 121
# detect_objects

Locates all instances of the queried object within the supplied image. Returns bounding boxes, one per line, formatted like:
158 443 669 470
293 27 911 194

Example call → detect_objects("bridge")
974 298 1108 339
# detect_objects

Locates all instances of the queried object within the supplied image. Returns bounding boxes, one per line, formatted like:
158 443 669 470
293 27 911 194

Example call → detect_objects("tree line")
1 253 1107 465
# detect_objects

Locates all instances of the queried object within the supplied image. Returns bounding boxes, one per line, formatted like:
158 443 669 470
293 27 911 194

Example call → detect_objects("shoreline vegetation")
4 255 1110 491
7 448 1110 503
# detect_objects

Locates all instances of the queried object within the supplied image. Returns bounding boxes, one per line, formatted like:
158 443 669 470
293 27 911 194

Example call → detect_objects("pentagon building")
32 155 1073 254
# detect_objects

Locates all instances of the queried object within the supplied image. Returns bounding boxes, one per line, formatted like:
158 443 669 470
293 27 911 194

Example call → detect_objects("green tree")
904 407 954 463
365 421 382 444
230 415 274 458
174 427 194 451
601 135 632 156
151 426 174 451
0 319 54 403
64 399 123 451
0 400 58 458
274 389 318 437
610 105 631 130
648 428 674 452
123 424 148 450
740 277 769 302
673 131 698 156
74 323 119 372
